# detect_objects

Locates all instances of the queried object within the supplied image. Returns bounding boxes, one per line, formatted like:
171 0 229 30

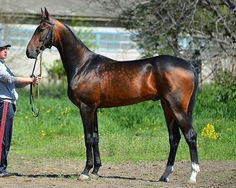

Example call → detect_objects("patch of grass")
10 84 236 163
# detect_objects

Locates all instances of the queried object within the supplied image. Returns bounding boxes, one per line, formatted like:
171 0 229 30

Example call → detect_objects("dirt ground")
0 158 235 188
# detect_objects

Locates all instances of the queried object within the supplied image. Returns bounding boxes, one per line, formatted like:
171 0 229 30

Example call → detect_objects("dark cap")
0 40 11 48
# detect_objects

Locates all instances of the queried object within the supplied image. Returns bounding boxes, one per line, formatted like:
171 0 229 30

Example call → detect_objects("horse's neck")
55 25 91 80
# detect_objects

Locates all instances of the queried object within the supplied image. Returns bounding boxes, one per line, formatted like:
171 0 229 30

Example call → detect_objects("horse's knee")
85 135 94 147
169 134 181 147
93 134 99 144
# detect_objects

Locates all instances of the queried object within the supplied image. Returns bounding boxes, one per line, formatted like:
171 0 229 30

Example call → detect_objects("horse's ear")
41 8 44 15
41 8 45 19
44 7 50 19
41 7 49 20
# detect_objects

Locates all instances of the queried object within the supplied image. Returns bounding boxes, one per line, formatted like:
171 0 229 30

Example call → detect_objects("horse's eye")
38 27 44 32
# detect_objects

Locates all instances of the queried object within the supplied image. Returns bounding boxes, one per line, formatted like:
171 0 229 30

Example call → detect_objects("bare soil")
0 158 235 188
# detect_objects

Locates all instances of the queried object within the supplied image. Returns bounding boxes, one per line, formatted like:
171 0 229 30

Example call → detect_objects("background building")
0 0 140 76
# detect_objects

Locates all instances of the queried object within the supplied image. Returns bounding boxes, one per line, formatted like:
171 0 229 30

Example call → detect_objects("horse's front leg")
91 111 102 177
79 103 96 180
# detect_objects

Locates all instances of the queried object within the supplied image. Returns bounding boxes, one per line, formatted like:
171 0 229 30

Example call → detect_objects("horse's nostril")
26 49 37 59
36 49 40 53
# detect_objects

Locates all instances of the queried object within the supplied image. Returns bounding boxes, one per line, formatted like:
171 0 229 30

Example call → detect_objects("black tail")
188 66 199 123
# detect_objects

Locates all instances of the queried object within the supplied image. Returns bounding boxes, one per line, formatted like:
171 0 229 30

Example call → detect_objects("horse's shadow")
100 175 159 183
13 173 159 183
13 172 79 179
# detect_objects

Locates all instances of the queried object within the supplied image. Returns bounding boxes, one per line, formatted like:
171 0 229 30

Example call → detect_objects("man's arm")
15 76 42 88
15 77 34 84
0 65 41 87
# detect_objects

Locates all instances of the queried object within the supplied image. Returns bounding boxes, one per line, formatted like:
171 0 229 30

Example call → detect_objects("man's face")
0 47 8 60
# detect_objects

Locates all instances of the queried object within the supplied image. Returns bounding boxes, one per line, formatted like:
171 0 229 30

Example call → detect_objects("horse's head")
26 8 55 59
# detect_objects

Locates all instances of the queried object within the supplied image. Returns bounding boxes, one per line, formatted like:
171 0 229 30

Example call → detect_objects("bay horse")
26 8 200 183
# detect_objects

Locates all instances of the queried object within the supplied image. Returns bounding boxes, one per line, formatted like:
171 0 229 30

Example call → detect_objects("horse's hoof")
159 176 169 182
188 179 196 184
79 174 89 181
90 173 99 179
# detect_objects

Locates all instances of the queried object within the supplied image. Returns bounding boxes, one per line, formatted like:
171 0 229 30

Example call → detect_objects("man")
0 40 41 177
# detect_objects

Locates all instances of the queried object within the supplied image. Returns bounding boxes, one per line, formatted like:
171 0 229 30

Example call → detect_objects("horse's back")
152 55 193 72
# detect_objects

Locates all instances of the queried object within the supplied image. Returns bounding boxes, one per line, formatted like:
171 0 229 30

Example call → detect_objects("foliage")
213 70 236 102
119 0 236 60
38 82 68 98
47 59 67 83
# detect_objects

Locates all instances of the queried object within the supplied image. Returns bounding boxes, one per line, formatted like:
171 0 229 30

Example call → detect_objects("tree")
96 0 235 59
119 0 236 59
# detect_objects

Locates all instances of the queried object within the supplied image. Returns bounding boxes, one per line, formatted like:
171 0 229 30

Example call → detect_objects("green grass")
10 84 236 162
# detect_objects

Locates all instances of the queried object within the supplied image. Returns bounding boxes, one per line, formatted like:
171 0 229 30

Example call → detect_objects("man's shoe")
0 171 13 177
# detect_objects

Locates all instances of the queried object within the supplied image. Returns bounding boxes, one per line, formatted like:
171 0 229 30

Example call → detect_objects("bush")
47 59 66 83
213 70 236 103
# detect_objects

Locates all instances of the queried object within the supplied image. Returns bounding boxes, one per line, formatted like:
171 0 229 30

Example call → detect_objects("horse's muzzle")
26 48 39 59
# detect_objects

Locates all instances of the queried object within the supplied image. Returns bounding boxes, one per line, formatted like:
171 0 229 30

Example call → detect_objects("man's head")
0 40 11 60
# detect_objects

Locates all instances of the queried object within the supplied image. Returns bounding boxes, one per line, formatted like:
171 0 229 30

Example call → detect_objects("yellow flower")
201 123 219 140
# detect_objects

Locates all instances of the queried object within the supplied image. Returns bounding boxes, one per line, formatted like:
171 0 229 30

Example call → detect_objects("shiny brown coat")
26 8 199 183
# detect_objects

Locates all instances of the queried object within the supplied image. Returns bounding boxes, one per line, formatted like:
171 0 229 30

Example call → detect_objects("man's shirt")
0 60 19 103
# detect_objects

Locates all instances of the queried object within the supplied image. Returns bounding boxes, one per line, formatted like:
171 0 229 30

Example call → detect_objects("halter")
41 20 55 50
30 51 42 117
29 19 54 117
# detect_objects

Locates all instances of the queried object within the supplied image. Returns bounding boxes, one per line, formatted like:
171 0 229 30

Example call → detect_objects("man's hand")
32 76 42 86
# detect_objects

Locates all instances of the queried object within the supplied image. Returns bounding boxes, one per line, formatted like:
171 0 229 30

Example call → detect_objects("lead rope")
30 51 42 117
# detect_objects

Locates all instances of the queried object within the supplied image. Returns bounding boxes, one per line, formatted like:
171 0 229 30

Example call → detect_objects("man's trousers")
0 101 14 172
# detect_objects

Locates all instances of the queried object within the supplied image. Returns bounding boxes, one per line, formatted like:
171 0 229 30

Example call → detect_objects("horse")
26 8 200 183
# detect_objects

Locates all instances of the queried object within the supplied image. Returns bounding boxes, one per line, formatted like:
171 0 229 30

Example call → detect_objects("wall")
1 23 141 77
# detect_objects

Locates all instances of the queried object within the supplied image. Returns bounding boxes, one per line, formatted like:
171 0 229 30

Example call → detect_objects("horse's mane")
64 24 90 50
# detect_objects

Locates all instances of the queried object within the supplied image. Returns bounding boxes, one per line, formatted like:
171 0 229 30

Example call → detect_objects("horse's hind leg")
159 100 181 182
177 113 200 183
164 95 200 183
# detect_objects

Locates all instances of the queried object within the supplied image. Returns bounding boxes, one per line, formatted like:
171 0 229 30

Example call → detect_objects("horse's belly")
99 97 155 108
99 85 157 107
99 70 158 107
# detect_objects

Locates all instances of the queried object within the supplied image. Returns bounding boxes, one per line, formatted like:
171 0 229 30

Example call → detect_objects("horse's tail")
188 65 199 124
